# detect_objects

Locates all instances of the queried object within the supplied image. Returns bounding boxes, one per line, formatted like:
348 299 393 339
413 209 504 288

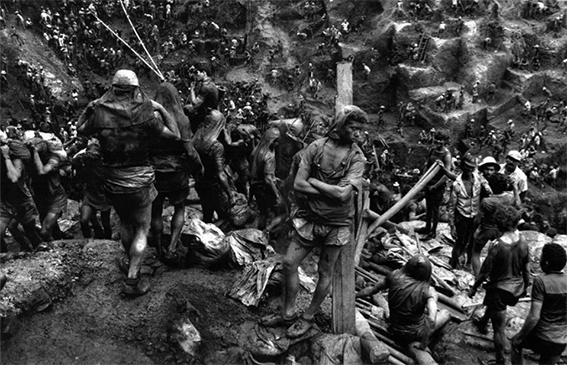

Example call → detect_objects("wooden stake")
332 60 355 335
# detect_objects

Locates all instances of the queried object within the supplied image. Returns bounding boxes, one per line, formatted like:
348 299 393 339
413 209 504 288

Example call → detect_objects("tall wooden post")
332 60 356 335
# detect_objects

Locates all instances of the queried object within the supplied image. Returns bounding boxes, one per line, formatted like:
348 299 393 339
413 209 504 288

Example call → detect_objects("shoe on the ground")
35 243 50 252
59 231 74 239
473 318 488 335
286 316 314 338
117 257 130 275
259 312 299 327
122 276 150 297
415 226 430 234
422 232 436 240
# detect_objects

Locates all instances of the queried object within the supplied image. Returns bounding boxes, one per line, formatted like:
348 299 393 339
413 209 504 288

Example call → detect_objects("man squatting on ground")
260 105 368 338
357 254 451 365
77 70 180 296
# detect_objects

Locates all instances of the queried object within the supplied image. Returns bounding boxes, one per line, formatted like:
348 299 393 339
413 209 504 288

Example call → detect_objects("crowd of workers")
0 1 566 365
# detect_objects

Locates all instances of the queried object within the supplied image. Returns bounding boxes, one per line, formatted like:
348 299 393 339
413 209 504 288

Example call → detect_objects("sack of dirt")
241 321 290 360
311 333 365 365
229 192 254 228
224 228 272 268
227 256 280 306
182 219 228 267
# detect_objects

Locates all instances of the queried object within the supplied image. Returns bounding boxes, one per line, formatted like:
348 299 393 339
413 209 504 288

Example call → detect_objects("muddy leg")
168 201 185 254
150 194 165 257
282 240 312 318
101 209 112 239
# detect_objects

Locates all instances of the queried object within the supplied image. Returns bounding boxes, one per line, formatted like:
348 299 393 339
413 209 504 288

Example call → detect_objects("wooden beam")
335 61 353 112
332 60 355 335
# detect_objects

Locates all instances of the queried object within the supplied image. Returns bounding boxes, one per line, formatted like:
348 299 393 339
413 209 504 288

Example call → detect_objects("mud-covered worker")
447 153 492 269
150 82 203 261
511 243 567 365
415 131 452 240
0 132 43 252
260 106 368 337
192 110 235 223
72 138 112 240
500 150 528 202
77 70 180 296
185 64 219 132
468 205 530 365
357 255 451 365
471 172 518 278
250 127 285 232
29 138 70 242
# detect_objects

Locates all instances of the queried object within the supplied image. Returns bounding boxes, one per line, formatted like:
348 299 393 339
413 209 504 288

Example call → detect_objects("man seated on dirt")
447 153 492 270
357 255 451 365
0 132 43 252
150 82 203 261
468 204 530 365
77 70 180 296
500 150 528 202
511 243 567 365
260 105 368 338
415 131 452 240
185 64 219 132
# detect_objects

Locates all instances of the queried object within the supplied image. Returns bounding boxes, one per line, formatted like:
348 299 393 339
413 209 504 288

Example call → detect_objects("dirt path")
1 240 266 365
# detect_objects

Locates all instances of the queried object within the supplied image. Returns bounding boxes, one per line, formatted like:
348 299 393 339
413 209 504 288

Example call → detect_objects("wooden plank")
333 233 356 335
354 184 370 266
332 60 355 335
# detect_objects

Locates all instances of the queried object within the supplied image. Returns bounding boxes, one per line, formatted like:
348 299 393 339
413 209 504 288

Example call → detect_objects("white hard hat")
112 69 139 86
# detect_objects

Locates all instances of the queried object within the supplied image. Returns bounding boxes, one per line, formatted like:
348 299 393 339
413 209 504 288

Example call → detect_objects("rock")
0 314 20 340
169 316 202 356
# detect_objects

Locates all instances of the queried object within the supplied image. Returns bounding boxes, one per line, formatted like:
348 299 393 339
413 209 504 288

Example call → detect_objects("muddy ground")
1 212 555 365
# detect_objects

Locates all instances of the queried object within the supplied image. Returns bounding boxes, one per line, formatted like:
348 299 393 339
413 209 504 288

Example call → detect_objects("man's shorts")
425 184 445 205
83 185 111 212
390 320 432 345
34 188 68 215
106 184 157 218
483 287 519 312
517 332 567 358
250 185 284 216
0 198 38 225
194 180 231 220
155 171 189 205
292 221 351 248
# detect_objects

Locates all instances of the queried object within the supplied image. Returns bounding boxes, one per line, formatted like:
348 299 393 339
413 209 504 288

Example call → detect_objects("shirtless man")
260 105 368 338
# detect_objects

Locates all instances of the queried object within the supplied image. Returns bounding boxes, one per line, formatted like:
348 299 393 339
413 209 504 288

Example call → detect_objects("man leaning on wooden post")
260 105 369 338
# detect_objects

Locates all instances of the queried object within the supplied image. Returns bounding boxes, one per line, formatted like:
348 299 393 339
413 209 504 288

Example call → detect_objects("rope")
88 8 162 79
118 0 164 80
